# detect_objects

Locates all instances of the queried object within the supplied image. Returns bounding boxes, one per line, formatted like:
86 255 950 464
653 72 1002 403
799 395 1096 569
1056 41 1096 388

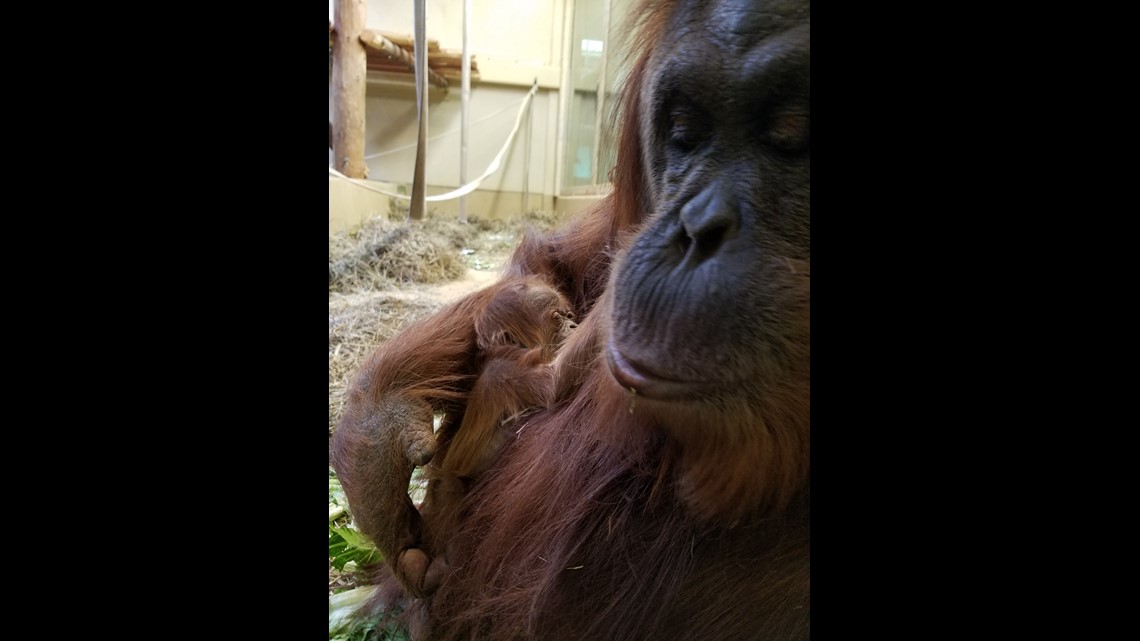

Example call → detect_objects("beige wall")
331 0 577 231
328 174 602 230
328 177 393 234
366 1 564 70
331 1 617 232
329 174 603 230
358 81 558 198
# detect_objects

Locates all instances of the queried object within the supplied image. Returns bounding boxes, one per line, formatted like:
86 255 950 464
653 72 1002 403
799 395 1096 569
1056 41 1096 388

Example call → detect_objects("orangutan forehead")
645 11 808 119
669 0 809 47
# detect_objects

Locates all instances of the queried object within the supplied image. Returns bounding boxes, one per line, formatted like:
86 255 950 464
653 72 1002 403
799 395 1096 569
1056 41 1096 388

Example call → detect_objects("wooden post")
332 0 367 178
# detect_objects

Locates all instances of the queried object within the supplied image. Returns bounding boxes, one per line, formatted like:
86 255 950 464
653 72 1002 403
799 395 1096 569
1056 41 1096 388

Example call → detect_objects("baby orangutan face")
474 276 577 363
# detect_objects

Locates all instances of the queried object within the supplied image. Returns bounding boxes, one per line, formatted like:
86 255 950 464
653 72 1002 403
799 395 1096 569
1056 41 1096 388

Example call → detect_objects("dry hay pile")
329 293 445 435
329 216 468 293
328 210 566 436
328 210 570 598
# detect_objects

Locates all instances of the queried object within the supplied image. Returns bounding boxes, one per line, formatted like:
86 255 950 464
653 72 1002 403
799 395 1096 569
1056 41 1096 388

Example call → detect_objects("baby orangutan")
440 277 577 478
331 273 576 598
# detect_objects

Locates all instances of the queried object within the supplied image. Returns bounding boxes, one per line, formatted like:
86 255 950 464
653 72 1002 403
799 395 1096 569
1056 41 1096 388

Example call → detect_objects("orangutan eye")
766 111 809 154
668 106 709 152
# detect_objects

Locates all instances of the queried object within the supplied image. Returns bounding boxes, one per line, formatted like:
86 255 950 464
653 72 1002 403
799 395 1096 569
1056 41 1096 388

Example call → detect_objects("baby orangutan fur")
332 274 577 598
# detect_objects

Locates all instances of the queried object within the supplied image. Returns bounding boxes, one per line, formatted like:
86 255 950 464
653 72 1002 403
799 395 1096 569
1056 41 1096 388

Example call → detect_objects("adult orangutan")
331 0 810 639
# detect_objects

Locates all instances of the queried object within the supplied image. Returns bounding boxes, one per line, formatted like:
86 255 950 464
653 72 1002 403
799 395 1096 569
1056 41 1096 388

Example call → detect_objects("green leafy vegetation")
329 584 411 641
329 524 383 571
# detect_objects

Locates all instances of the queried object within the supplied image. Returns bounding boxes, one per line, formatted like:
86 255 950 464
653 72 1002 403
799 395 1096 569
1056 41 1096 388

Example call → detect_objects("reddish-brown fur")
331 273 577 597
332 0 810 638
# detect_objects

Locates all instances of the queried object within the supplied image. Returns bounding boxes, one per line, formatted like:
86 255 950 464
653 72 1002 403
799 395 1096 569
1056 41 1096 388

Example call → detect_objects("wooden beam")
376 31 440 53
426 51 476 66
365 63 479 83
332 0 367 178
360 29 449 90
437 69 481 81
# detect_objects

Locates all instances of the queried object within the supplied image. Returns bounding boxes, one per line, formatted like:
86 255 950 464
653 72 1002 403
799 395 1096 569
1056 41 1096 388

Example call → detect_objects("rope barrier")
329 81 538 203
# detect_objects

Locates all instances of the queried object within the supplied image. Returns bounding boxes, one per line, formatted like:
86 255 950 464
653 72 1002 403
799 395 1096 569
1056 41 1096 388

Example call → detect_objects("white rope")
330 82 538 203
363 96 528 159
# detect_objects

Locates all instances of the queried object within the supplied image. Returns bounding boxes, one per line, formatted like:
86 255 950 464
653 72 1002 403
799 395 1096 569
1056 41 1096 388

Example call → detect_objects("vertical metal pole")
590 0 612 187
460 0 471 223
410 0 429 220
523 80 534 213
554 0 575 199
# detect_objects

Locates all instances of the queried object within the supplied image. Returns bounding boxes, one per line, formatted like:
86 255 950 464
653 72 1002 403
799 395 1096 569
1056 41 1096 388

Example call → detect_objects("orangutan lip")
606 341 703 400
